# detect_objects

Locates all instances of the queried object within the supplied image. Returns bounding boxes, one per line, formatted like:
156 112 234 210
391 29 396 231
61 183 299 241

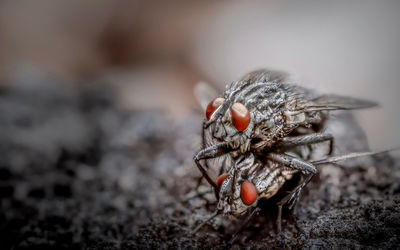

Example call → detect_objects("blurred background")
1 0 399 150
2 1 400 248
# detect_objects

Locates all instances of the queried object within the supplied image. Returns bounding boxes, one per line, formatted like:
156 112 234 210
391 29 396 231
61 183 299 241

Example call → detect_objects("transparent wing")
300 94 378 113
239 69 289 84
311 148 396 165
194 81 219 111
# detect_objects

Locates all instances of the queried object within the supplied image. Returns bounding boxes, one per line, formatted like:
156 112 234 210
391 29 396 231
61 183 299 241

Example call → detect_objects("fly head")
204 97 253 153
216 153 260 216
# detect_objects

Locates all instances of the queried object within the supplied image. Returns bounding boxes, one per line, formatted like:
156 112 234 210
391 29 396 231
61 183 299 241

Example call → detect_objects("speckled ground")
1 81 399 249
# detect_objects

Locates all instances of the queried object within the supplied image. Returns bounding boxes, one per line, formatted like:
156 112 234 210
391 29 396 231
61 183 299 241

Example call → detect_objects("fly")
192 69 389 243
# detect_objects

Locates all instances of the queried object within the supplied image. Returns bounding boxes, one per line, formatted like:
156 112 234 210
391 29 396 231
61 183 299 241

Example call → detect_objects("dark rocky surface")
0 81 399 249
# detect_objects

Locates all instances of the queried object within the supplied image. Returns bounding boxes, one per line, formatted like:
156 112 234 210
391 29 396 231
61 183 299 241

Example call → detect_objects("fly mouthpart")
213 120 226 138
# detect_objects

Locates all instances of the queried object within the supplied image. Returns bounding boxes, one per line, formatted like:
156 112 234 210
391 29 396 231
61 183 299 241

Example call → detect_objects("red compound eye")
240 180 257 206
206 97 225 120
215 174 229 189
230 103 251 131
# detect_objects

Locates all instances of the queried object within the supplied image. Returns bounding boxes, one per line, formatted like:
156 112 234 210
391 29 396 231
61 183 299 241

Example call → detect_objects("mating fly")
192 69 383 237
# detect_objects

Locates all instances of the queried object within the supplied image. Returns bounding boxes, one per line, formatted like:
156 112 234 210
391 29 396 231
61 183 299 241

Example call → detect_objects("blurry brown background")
1 0 399 152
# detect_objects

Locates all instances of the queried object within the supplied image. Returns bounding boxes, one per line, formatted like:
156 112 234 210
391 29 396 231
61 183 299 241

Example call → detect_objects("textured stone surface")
0 81 399 249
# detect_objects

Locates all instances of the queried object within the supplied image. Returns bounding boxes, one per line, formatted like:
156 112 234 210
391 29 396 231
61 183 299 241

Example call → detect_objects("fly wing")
302 94 378 112
194 81 219 111
311 148 397 166
239 69 288 83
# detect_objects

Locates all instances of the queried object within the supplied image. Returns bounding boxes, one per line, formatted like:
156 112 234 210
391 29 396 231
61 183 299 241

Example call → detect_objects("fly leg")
194 142 233 197
218 156 230 175
276 174 314 233
197 121 229 187
193 125 214 190
185 157 230 205
180 189 216 208
228 207 262 246
201 121 212 171
278 132 334 155
267 153 317 235
203 123 231 175
267 153 317 174
191 209 221 233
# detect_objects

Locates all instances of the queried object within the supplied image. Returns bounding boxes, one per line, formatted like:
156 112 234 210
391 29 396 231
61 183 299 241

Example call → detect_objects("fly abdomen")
252 161 298 200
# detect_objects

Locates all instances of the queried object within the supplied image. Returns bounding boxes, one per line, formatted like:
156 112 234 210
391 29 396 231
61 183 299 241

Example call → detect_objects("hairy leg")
194 142 232 192
278 132 334 155
201 121 212 170
267 153 317 174
276 174 314 233
191 209 221 233
228 207 262 245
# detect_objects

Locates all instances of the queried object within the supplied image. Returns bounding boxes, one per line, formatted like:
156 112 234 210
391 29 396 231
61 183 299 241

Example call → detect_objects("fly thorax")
283 110 306 125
